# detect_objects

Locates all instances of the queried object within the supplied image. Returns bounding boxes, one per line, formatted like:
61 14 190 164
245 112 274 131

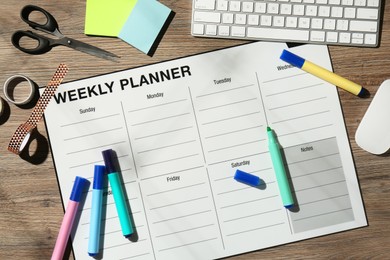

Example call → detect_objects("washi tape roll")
3 74 36 105
8 64 69 155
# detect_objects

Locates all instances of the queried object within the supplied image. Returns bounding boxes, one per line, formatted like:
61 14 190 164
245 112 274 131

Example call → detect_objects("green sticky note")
85 0 138 37
118 0 172 54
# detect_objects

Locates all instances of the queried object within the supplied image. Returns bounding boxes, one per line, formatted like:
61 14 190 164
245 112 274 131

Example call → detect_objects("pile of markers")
51 149 132 260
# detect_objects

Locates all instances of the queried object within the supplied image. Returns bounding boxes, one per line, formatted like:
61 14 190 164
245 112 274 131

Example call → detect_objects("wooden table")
1 1 389 259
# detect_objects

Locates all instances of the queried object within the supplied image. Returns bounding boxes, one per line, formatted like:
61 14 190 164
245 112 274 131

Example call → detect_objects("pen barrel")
302 61 362 96
51 201 79 260
88 189 103 256
268 138 294 208
108 172 134 237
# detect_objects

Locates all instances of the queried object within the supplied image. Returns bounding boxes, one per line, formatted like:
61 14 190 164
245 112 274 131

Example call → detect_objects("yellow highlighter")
280 49 369 98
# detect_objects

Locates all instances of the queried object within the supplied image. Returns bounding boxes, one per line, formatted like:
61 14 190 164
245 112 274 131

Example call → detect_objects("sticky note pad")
85 0 138 37
118 0 172 54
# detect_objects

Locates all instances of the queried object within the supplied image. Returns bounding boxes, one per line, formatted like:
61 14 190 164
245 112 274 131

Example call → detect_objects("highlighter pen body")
280 49 369 97
267 127 294 208
88 165 105 256
52 176 89 260
102 149 134 238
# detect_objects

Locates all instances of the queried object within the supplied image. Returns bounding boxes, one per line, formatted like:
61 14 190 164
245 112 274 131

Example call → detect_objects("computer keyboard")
191 0 382 47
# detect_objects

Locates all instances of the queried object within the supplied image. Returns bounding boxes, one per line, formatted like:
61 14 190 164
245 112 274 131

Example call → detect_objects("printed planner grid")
44 42 366 260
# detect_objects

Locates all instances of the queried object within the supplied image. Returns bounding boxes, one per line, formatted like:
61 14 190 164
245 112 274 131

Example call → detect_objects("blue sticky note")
118 0 171 54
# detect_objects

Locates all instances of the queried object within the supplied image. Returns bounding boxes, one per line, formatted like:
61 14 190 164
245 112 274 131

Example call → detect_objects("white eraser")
356 79 390 154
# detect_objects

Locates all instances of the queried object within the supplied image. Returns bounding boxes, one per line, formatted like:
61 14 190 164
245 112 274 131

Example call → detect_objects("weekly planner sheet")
44 42 367 260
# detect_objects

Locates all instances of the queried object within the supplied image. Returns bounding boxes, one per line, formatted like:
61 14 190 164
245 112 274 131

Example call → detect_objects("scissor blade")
61 37 119 62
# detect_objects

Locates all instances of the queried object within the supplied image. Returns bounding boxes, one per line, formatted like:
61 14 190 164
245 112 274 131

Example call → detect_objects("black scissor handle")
20 5 59 34
11 30 53 55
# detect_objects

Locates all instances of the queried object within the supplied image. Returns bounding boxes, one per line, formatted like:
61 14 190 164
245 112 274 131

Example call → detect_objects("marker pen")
102 149 134 238
280 49 369 98
52 176 89 260
88 165 105 256
267 127 294 208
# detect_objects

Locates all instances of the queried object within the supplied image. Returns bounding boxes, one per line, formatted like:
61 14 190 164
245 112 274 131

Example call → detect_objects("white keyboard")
191 0 382 47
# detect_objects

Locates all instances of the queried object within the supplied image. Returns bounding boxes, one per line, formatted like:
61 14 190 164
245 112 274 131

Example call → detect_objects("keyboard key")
194 0 215 10
235 14 247 25
367 0 380 6
354 0 366 6
194 11 221 23
352 33 364 44
206 24 218 35
231 26 246 37
248 14 260 25
318 6 331 17
268 3 280 14
293 5 305 15
350 20 377 32
274 16 285 27
357 8 379 20
247 27 309 41
336 20 349 30
286 16 298 27
326 31 338 42
222 13 234 23
364 33 377 44
339 32 351 43
311 31 325 41
217 0 228 11
342 0 354 5
299 17 311 28
324 19 336 29
261 15 272 26
344 8 356 18
242 2 254 12
306 5 318 16
230 1 241 11
218 25 230 36
312 18 323 29
254 2 266 13
193 24 204 35
331 7 343 17
281 4 292 15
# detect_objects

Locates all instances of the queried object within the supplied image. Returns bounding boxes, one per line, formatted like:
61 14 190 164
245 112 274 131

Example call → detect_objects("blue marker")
88 165 105 256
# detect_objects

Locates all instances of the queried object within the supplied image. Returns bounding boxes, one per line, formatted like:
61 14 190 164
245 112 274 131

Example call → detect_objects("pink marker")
51 176 89 260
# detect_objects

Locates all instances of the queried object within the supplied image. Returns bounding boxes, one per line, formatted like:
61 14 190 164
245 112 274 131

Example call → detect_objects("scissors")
11 5 119 62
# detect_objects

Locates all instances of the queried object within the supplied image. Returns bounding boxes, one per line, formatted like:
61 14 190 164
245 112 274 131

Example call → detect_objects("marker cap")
93 165 105 190
70 176 89 202
280 49 305 68
234 169 261 187
102 149 116 173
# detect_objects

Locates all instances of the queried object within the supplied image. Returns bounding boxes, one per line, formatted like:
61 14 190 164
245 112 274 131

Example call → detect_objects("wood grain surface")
0 0 389 259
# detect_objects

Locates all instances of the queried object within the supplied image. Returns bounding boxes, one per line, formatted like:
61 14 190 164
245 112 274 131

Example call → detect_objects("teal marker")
102 149 134 238
267 127 294 208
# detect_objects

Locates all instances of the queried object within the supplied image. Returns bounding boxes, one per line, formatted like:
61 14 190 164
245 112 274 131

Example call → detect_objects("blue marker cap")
93 165 105 190
234 169 261 187
102 149 116 173
70 176 89 202
280 49 305 68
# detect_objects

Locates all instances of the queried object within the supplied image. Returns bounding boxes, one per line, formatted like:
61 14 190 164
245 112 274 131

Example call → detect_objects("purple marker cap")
93 165 105 190
102 149 116 174
70 176 89 202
